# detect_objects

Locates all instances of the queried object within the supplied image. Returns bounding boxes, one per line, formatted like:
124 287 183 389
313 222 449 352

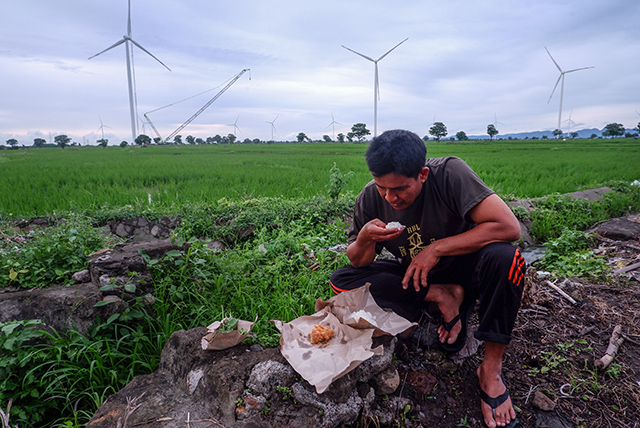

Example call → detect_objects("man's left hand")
402 245 440 292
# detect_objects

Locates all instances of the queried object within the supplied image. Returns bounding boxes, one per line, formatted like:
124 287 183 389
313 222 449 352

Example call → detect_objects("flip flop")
479 374 517 428
438 296 474 353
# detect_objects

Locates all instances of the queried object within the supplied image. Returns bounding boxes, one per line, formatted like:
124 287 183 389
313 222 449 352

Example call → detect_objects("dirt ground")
390 235 640 428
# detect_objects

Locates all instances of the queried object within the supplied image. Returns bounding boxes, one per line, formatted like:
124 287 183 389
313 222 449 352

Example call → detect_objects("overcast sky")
2 0 639 145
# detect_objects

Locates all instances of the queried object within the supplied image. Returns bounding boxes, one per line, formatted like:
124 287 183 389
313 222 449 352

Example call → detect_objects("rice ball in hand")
385 221 404 231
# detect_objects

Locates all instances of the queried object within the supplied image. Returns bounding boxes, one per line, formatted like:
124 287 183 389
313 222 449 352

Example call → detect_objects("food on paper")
385 221 404 230
310 324 335 344
351 310 376 325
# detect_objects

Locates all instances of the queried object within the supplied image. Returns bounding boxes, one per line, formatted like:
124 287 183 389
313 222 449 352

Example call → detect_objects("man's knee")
477 243 526 288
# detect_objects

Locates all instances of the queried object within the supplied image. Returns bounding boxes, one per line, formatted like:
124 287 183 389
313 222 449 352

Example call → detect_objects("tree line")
3 121 639 149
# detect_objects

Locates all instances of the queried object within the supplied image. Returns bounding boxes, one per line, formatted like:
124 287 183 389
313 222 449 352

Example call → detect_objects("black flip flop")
438 296 474 353
479 374 517 428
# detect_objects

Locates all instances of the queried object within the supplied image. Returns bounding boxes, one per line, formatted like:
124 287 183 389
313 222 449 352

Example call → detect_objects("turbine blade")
564 66 594 73
545 47 562 72
547 74 562 103
88 38 126 59
129 38 171 71
127 0 132 36
341 45 375 62
377 37 408 61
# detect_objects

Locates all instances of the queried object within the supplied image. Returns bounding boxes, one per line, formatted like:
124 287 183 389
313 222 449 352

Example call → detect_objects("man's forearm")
346 239 377 268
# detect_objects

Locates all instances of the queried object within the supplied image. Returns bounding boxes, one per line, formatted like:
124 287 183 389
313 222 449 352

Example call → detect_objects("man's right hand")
346 219 404 268
359 219 405 243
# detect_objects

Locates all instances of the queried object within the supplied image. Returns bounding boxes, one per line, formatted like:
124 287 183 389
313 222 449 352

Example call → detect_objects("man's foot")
477 365 517 428
432 284 464 345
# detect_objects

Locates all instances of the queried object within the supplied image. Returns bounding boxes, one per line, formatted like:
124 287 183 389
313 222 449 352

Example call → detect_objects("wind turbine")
89 0 171 144
564 109 576 134
265 115 278 141
326 113 342 140
342 38 408 137
545 47 593 135
228 116 241 136
96 116 111 140
493 113 504 126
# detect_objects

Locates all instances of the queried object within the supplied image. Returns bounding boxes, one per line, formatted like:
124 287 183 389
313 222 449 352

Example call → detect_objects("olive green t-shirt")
348 156 494 273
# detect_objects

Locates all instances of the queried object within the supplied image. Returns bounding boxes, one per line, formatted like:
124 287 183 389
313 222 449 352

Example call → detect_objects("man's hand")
346 219 404 268
402 244 441 292
359 219 405 243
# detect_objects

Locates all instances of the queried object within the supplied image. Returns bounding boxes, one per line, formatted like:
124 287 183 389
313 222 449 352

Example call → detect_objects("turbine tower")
342 38 408 137
89 0 171 143
545 47 593 135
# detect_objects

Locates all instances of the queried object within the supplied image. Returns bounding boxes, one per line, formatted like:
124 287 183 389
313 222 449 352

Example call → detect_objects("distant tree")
350 123 371 142
135 134 151 146
297 132 310 143
590 134 597 139
227 134 237 144
346 133 354 142
97 138 109 148
195 138 204 145
625 132 638 138
570 132 579 139
635 122 640 133
205 137 215 144
213 134 222 144
252 138 261 144
54 134 71 149
186 135 195 145
173 135 182 145
429 122 447 141
153 137 162 144
120 141 128 147
242 138 252 144
487 124 499 141
6 138 18 148
553 129 563 139
337 133 345 143
455 131 468 141
422 135 429 141
602 123 625 138
33 138 46 148
323 135 332 142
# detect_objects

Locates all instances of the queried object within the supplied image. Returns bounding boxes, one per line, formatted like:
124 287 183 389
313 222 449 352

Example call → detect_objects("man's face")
373 167 428 210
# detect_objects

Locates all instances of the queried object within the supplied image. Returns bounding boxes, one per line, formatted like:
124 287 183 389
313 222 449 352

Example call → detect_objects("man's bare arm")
403 194 521 291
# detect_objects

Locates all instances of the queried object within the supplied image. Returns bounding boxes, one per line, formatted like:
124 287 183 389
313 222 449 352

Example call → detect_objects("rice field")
1 139 638 216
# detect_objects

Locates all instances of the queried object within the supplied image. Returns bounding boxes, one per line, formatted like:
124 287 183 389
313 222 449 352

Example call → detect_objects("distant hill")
467 127 638 140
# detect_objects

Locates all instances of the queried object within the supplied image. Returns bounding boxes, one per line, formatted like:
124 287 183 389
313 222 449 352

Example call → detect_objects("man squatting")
330 129 526 428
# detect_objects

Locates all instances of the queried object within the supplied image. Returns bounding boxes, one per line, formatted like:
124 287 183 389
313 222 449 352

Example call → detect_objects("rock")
246 361 296 398
371 366 400 395
72 269 91 283
591 216 640 241
88 329 401 428
532 390 556 411
536 410 575 428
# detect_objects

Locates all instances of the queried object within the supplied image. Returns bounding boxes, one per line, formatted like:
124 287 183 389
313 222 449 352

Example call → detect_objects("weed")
534 229 611 279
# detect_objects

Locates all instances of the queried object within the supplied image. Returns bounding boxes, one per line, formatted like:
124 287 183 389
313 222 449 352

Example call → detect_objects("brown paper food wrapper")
201 318 255 351
273 284 416 394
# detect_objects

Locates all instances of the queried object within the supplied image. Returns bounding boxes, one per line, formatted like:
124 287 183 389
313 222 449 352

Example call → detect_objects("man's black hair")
365 129 427 178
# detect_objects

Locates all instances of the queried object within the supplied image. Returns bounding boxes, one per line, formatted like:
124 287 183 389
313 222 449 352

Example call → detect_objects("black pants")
329 242 525 344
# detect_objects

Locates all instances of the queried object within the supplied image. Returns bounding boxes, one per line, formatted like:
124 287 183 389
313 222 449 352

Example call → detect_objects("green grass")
1 139 639 217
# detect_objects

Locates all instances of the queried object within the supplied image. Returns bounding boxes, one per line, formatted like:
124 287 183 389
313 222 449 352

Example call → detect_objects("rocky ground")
2 214 640 428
